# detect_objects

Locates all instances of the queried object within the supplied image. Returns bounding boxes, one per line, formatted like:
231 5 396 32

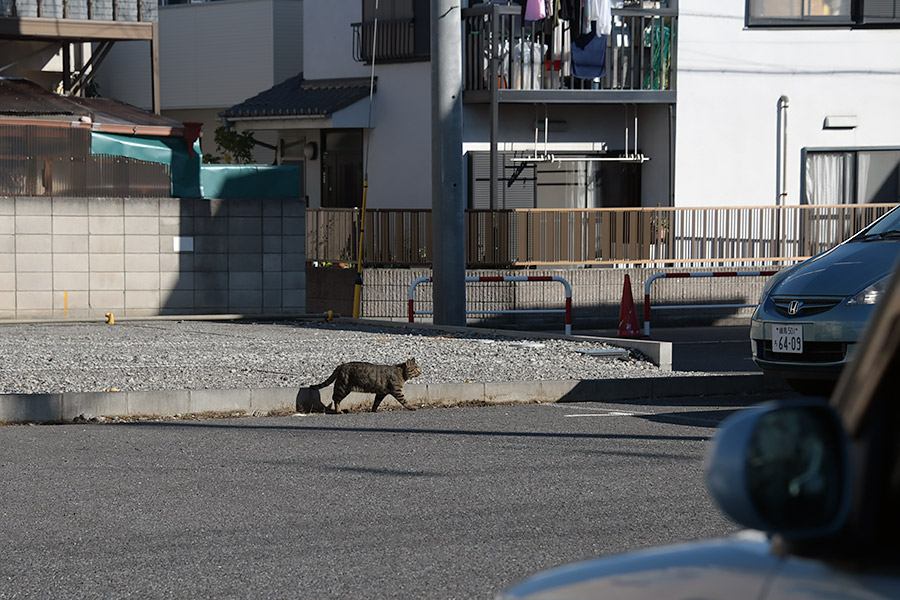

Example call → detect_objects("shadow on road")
120 420 714 443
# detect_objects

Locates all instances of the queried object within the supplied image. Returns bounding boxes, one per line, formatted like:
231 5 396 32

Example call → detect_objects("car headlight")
847 275 891 306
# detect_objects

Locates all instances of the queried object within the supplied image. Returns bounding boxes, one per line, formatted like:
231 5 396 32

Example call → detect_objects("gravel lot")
0 318 696 395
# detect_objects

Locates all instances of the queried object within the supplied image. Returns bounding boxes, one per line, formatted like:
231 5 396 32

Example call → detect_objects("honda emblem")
788 300 801 316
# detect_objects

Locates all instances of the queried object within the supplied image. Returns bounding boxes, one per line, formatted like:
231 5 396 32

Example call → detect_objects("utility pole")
431 0 466 326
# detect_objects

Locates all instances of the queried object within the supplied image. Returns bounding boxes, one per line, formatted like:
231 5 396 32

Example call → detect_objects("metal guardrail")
408 274 573 335
642 270 779 336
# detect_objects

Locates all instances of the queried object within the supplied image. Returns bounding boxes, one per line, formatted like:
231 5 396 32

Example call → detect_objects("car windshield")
856 207 900 241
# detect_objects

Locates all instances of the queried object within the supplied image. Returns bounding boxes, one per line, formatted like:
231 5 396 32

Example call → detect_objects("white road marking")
544 404 650 417
564 412 636 418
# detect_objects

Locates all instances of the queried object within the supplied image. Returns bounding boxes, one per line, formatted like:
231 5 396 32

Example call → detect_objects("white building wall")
96 0 302 110
675 0 900 207
360 63 432 209
302 0 368 80
95 39 152 108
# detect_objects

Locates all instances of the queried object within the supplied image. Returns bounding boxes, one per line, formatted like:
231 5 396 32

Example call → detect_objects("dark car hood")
772 240 900 297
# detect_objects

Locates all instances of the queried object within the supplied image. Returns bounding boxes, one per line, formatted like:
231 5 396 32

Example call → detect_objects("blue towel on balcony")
572 29 607 79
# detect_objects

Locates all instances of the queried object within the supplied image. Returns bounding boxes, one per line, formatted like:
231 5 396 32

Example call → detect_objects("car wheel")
786 378 835 397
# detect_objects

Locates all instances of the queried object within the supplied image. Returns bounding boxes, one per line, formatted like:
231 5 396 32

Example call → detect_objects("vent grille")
772 297 841 318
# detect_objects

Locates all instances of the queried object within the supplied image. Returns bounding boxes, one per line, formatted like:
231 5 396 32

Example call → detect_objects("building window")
747 0 900 27
804 149 900 205
353 0 430 63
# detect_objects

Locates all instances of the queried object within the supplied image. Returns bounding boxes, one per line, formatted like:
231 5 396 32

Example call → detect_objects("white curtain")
564 161 587 208
856 151 871 204
805 152 845 205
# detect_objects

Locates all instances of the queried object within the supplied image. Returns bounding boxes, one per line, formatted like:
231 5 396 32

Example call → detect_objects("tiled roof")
221 73 375 120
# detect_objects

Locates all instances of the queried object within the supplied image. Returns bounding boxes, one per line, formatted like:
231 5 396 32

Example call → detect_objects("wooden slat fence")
307 204 897 267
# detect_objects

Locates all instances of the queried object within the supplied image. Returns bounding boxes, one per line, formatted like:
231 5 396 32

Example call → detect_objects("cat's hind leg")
330 387 350 414
371 393 386 412
390 390 416 411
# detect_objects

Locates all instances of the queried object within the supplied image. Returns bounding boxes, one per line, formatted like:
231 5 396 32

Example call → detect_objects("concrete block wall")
0 196 305 320
360 265 781 330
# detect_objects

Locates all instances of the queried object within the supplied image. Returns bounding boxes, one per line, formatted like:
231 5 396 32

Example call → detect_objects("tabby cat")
310 358 422 413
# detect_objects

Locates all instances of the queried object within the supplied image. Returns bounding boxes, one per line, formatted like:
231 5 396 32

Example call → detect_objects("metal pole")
431 0 467 326
489 4 499 210
352 6 379 319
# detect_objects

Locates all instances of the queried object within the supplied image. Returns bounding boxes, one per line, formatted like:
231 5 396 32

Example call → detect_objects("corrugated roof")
0 77 82 117
0 77 185 135
221 73 374 120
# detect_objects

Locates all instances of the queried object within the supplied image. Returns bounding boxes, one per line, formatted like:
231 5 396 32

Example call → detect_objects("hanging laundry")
525 0 547 20
571 23 607 79
598 0 612 35
586 0 600 23
559 0 577 22
586 0 612 36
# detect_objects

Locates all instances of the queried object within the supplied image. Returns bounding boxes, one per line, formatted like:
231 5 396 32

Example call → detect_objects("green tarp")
91 132 202 198
200 165 301 200
91 132 300 199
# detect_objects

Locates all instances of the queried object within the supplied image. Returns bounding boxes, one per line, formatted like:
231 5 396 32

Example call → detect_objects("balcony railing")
307 204 898 268
352 18 429 64
463 3 675 96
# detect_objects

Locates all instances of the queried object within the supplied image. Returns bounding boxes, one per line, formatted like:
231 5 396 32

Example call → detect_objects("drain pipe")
668 104 675 206
776 95 789 205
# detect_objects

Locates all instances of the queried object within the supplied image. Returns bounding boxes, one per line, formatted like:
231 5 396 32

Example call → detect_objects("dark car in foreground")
498 249 900 599
750 204 900 396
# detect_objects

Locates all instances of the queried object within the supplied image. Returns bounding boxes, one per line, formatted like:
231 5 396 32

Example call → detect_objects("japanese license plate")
771 324 803 354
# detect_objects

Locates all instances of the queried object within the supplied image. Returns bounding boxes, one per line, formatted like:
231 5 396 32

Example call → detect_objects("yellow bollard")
105 312 115 324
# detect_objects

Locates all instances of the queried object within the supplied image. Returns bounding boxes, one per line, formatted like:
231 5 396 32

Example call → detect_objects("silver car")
750 204 900 396
498 249 900 600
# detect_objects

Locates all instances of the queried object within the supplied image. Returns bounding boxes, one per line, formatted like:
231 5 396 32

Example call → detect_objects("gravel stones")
0 319 688 395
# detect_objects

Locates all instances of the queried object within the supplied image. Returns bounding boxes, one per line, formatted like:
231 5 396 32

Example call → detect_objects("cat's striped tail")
309 368 338 389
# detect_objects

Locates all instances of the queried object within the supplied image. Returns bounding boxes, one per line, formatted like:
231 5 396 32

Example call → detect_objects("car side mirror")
705 400 850 539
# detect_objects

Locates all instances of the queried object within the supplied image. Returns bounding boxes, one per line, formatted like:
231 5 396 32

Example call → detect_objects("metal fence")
306 204 898 268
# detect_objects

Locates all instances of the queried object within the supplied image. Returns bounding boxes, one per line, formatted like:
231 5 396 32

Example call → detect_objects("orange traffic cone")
617 274 643 338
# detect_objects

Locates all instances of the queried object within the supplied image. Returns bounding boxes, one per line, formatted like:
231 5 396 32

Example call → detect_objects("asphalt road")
0 394 785 599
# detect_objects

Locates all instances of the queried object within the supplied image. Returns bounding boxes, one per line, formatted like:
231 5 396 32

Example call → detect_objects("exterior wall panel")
95 0 301 125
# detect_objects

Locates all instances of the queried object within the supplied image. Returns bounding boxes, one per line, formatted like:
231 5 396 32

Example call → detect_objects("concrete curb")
0 374 790 424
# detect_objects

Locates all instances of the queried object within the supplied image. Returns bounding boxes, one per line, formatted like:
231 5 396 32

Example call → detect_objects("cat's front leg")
391 391 416 411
